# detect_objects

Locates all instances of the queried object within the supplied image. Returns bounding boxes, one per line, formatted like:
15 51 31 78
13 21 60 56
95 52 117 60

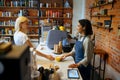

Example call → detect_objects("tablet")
68 69 80 79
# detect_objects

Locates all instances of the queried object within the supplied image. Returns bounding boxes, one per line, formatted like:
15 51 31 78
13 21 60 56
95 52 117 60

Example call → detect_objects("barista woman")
61 19 94 80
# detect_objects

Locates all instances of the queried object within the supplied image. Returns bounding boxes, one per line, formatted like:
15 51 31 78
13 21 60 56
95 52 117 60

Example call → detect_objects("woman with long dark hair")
61 19 94 80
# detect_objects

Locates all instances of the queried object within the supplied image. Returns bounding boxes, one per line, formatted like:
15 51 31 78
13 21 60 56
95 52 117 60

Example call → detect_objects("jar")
31 71 40 80
59 41 62 53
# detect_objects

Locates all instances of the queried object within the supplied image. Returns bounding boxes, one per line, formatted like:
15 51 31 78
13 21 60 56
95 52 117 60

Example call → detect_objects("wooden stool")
91 49 108 80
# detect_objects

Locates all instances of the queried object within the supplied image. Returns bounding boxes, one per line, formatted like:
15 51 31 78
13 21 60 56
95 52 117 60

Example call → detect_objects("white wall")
72 0 85 35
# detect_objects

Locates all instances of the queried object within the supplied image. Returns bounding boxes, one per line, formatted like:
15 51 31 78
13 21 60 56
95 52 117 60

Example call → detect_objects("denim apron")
75 37 91 80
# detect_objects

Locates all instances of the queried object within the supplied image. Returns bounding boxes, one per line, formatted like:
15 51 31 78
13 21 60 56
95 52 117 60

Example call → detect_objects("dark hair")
78 19 93 36
67 34 72 39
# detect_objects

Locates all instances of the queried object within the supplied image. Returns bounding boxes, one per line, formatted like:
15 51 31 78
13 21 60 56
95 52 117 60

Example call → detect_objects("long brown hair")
78 19 93 36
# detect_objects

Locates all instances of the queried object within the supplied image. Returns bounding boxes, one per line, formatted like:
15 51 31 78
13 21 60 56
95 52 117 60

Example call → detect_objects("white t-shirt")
14 31 28 46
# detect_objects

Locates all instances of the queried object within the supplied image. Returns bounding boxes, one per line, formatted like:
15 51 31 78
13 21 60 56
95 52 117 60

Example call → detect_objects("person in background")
62 33 75 46
14 16 54 61
62 33 76 52
61 19 94 80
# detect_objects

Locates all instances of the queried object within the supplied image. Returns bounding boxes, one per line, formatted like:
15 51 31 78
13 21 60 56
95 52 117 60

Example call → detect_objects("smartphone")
68 69 80 79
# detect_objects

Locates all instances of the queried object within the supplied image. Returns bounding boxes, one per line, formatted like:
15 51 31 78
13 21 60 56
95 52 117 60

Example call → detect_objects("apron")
75 36 91 80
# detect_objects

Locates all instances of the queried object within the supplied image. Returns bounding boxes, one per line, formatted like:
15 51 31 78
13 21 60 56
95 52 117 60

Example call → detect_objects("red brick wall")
85 0 120 72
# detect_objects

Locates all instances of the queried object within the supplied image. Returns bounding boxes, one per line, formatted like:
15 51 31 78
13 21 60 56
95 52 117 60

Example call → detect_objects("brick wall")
85 0 120 73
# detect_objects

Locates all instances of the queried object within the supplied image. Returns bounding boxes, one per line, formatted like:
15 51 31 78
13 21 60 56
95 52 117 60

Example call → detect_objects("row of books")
0 0 38 7
0 28 14 35
0 20 15 26
40 10 72 18
0 0 71 8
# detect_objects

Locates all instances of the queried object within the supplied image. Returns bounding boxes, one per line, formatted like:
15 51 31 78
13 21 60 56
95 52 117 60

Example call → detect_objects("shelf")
40 7 72 10
29 26 39 28
90 15 114 19
92 25 113 32
90 1 114 9
0 16 39 21
91 15 113 17
0 16 39 19
0 17 17 20
28 34 39 37
92 24 100 27
0 25 39 28
40 17 72 19
0 0 73 39
0 6 38 9
0 34 13 37
0 6 26 9
0 34 39 37
27 16 39 19
90 15 114 20
0 26 14 28
90 0 115 33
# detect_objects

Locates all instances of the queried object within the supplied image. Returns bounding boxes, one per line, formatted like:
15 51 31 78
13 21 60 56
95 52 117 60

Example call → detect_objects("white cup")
31 71 40 80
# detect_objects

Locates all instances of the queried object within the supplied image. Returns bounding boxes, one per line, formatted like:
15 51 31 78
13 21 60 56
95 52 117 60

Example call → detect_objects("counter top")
36 43 83 80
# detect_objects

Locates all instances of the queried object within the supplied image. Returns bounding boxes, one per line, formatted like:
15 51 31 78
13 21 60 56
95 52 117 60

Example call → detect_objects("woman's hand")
47 55 55 61
68 63 79 68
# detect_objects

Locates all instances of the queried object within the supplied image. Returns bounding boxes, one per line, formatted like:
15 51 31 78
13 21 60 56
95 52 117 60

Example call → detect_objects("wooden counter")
36 43 83 80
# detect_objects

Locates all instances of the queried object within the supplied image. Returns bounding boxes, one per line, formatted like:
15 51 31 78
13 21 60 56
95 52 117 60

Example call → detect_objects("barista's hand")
47 55 55 61
68 63 79 68
61 54 68 60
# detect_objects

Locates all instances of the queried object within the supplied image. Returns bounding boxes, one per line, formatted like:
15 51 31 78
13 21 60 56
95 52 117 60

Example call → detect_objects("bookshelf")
39 0 73 33
0 0 73 42
90 0 114 32
0 0 40 42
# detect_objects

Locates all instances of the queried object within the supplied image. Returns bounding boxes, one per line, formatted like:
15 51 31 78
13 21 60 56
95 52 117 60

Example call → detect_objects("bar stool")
91 48 109 80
